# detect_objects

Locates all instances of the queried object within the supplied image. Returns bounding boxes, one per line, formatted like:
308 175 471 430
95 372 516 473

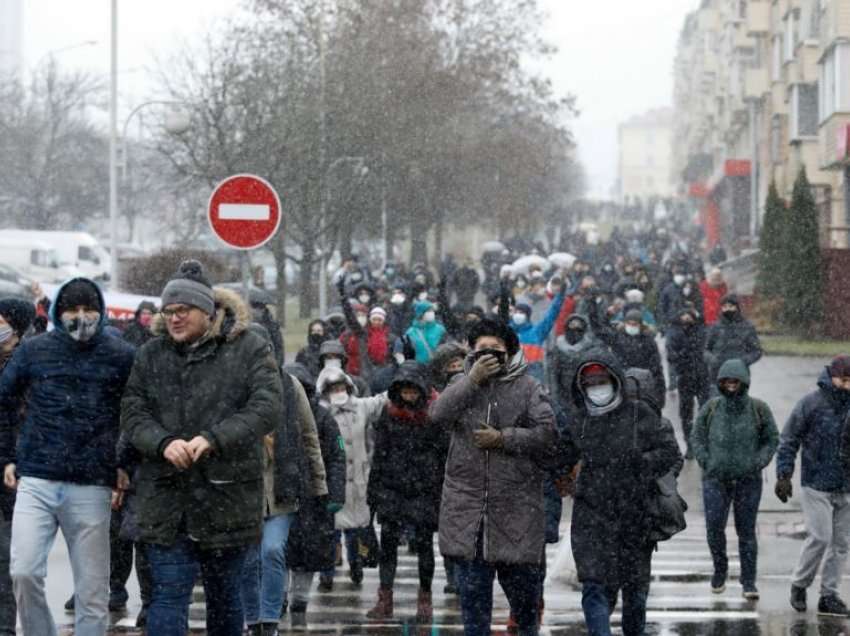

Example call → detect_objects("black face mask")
309 333 326 346
719 385 740 398
471 348 507 367
565 330 585 345
722 310 738 320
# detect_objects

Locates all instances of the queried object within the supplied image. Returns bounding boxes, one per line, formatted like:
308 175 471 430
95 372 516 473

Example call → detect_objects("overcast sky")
21 0 697 199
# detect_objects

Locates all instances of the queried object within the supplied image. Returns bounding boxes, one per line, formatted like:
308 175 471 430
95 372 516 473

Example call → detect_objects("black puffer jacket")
368 362 447 530
705 297 762 380
559 349 680 586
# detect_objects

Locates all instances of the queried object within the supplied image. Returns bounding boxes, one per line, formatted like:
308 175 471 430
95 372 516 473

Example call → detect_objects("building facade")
0 0 23 78
617 108 675 206
672 0 850 252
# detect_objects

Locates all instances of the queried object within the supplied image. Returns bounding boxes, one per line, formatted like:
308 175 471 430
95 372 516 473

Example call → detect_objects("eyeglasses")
161 306 192 320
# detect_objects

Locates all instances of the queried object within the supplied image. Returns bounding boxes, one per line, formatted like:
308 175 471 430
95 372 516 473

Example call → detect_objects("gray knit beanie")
161 260 215 316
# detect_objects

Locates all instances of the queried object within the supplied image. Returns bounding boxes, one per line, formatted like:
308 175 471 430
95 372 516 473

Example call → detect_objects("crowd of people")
0 224 847 636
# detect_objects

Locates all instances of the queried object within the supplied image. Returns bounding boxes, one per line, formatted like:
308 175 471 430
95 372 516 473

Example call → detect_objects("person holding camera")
430 318 557 636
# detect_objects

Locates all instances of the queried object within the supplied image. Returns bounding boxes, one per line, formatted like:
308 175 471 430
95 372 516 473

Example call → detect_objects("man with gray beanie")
121 260 282 636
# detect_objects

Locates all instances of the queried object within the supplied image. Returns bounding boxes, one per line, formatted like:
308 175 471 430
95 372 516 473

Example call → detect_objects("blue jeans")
146 536 249 636
11 477 112 636
454 555 540 636
703 473 762 586
241 512 295 624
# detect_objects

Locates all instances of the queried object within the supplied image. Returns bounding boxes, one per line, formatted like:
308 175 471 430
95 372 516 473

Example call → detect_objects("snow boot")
366 587 394 620
416 588 433 623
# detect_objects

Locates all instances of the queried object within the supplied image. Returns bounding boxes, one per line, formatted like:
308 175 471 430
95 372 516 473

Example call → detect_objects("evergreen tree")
756 181 787 299
782 168 823 334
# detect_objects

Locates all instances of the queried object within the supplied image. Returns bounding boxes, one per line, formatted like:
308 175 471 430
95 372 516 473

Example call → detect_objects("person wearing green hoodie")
402 301 447 364
689 359 779 601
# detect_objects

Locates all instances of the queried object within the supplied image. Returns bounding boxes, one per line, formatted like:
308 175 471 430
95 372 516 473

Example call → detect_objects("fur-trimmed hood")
152 287 251 343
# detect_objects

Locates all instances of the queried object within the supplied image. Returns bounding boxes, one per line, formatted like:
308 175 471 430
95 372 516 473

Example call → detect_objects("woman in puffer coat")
365 362 448 623
284 364 346 631
315 367 387 589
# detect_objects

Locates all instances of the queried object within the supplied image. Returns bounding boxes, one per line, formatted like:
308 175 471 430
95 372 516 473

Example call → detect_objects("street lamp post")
109 0 119 287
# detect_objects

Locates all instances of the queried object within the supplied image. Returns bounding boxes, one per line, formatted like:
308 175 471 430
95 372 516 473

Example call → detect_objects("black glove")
775 477 793 503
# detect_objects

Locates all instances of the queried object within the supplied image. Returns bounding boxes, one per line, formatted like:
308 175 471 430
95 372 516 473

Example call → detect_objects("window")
772 35 783 81
784 12 799 62
799 0 821 40
78 245 99 264
820 43 850 121
791 83 819 139
770 114 784 164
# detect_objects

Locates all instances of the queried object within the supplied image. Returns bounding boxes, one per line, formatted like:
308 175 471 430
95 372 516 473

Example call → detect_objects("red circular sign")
207 174 282 250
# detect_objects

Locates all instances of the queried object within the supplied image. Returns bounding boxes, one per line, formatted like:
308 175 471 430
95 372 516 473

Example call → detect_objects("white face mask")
358 294 370 304
683 286 692 297
673 275 686 286
418 292 429 301
394 352 406 365
625 324 641 336
390 293 405 305
62 312 100 342
422 311 436 323
356 315 368 327
324 358 342 370
513 313 528 326
587 384 616 406
329 391 349 406
515 280 527 289
0 326 13 344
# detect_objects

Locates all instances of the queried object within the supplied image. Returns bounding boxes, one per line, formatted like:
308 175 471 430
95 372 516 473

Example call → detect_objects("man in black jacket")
705 295 762 384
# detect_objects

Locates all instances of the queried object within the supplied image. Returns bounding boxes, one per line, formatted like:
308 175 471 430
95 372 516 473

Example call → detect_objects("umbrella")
511 254 549 275
548 252 577 270
482 240 506 254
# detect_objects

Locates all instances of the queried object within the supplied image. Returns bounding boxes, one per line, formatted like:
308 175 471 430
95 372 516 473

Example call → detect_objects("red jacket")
554 295 577 337
341 325 391 376
699 280 728 325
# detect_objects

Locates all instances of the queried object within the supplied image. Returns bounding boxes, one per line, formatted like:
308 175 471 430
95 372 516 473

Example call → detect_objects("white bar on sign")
219 203 270 221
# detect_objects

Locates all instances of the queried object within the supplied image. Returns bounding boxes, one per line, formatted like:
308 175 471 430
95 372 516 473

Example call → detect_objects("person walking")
295 320 329 378
430 318 557 636
777 355 850 616
557 350 681 636
366 361 447 622
689 359 779 599
704 295 762 384
509 287 566 383
403 301 447 364
0 297 35 635
699 268 728 326
122 300 157 347
0 279 135 636
120 261 282 636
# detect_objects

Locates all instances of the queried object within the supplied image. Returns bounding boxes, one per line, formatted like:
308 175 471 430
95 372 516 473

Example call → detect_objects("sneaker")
710 572 726 594
818 595 850 617
317 576 333 593
64 596 75 613
350 565 363 586
135 607 148 628
443 583 458 595
108 596 127 612
742 584 760 600
790 585 807 612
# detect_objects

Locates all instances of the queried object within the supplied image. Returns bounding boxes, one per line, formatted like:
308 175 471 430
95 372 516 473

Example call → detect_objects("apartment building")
0 0 23 78
617 108 675 206
672 0 850 251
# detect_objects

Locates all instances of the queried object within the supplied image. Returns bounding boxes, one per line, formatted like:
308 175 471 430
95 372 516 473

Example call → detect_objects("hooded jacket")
690 359 778 481
781 368 850 492
699 279 728 326
120 288 282 549
367 362 447 530
123 300 157 348
404 301 447 363
430 348 557 565
557 349 680 585
548 314 600 415
665 313 708 377
0 278 135 488
705 298 762 379
510 290 566 369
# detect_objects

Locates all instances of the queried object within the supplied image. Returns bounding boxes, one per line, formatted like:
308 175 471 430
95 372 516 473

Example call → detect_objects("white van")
0 237 79 284
0 231 110 280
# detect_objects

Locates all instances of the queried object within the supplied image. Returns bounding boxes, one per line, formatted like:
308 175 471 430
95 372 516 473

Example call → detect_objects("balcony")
744 67 770 100
746 2 770 36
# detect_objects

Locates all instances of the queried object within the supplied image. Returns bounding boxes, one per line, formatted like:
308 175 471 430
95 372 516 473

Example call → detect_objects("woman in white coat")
316 367 387 590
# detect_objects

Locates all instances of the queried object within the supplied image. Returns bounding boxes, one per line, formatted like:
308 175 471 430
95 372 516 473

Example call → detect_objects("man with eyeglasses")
0 278 135 636
121 260 282 636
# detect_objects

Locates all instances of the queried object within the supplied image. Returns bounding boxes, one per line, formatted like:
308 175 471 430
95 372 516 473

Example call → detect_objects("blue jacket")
776 369 850 492
0 279 135 487
510 292 565 364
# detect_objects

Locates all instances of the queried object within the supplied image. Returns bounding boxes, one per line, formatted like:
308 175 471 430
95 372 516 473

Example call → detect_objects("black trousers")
110 506 152 607
678 371 709 442
379 521 435 589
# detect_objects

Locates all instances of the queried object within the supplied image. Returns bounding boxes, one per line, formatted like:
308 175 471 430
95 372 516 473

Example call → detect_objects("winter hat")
514 303 532 319
466 317 520 356
720 294 740 308
319 339 346 360
624 309 643 324
369 306 387 321
135 300 157 318
55 279 103 316
579 363 610 383
829 355 850 378
161 260 215 316
624 288 645 304
413 300 434 320
0 298 36 337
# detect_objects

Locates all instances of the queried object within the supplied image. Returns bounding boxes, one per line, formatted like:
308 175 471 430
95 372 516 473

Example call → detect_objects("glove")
473 424 503 450
775 477 793 503
326 501 343 514
468 354 501 386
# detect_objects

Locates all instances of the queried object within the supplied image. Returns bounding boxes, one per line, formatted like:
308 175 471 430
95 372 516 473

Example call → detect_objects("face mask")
513 313 528 326
673 275 686 286
625 324 640 336
586 384 615 406
683 286 692 297
722 309 737 319
515 280 527 290
358 294 371 305
418 292 428 302
394 352 406 365
565 330 584 345
385 268 395 277
309 332 325 346
62 313 100 342
324 358 342 370
356 315 368 327
138 314 153 328
415 275 426 284
0 326 13 344
329 391 349 406
719 385 739 398
603 265 613 273
422 311 436 323
390 293 405 305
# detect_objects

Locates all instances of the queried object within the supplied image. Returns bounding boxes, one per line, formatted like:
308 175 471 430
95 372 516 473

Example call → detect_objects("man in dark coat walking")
705 295 762 383
557 349 680 636
430 318 556 636
121 261 282 636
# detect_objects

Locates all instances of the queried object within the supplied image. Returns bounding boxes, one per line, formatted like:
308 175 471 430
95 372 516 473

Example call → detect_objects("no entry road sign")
208 174 282 250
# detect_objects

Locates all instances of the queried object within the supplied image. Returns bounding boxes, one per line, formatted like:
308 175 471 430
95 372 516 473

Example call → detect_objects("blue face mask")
0 326 13 344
